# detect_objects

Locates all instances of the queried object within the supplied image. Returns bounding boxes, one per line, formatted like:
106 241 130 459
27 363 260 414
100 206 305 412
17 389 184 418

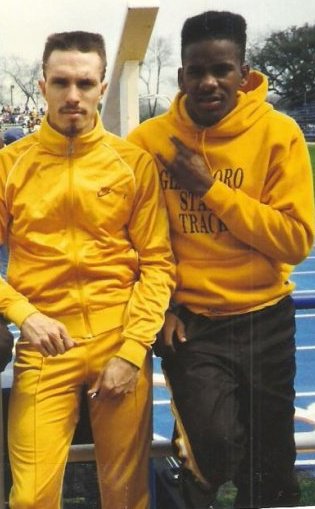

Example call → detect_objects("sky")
0 0 314 103
1 0 315 63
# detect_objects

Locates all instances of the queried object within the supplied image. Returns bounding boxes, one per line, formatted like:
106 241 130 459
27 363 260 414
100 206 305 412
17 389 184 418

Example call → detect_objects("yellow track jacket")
0 114 175 367
128 71 315 316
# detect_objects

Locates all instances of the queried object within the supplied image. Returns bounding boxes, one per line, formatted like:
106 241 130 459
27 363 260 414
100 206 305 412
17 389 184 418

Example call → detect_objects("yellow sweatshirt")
0 114 175 366
128 71 315 316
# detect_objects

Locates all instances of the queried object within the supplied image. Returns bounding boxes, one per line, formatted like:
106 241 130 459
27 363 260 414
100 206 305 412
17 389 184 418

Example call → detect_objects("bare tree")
0 56 41 109
139 36 177 120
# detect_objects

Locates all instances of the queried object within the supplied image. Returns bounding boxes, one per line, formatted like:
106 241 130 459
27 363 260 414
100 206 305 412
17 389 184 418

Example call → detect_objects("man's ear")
178 67 184 92
240 64 250 88
38 79 46 99
101 82 108 96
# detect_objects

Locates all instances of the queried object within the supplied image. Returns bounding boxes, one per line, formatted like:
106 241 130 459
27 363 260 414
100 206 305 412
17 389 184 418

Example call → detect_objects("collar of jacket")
38 112 106 156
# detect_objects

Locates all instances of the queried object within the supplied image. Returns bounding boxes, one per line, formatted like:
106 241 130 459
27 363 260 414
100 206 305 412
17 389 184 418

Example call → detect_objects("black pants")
162 296 300 508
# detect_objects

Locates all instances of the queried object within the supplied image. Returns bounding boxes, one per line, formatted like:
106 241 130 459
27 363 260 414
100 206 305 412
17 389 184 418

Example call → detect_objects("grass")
216 473 315 508
60 463 315 508
308 144 315 182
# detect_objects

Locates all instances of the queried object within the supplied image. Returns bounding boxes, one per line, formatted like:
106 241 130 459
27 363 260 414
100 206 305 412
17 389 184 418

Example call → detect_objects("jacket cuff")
5 300 38 328
116 339 149 368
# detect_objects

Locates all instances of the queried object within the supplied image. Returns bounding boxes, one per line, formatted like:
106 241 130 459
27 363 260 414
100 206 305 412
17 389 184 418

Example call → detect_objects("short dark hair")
42 31 107 80
181 11 247 63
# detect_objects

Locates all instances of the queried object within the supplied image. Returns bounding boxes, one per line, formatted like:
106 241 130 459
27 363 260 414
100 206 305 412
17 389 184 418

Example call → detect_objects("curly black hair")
181 11 247 63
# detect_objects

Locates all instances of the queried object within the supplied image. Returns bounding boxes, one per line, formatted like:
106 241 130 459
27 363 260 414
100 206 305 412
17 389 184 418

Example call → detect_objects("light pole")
35 90 40 109
10 85 14 108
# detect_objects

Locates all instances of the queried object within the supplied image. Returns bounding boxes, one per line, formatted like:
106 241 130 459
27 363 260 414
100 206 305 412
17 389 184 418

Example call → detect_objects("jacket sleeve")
115 152 176 368
203 130 315 265
0 154 39 327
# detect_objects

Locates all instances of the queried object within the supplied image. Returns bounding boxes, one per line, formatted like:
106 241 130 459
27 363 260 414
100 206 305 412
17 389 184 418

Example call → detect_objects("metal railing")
292 295 315 453
294 296 315 309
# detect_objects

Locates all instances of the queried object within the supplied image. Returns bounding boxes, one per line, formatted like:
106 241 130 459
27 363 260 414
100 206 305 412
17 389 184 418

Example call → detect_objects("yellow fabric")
8 327 152 509
128 70 315 316
0 114 175 366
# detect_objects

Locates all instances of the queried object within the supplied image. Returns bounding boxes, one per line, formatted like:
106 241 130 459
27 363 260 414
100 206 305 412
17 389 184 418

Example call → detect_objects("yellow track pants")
8 327 152 509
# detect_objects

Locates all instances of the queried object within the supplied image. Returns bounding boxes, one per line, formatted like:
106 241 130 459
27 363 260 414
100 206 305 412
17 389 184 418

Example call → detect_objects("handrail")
293 295 315 309
293 294 315 451
0 377 4 509
68 439 173 463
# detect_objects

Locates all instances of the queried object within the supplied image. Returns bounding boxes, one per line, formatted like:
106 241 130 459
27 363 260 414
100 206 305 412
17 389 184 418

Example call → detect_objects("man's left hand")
88 357 139 400
157 136 214 196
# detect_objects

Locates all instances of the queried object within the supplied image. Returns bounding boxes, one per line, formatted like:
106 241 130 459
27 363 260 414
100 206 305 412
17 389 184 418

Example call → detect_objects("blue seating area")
281 102 315 141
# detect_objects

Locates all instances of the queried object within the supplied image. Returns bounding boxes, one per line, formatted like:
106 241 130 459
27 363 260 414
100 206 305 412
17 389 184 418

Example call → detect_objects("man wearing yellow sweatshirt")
128 10 315 509
0 31 175 509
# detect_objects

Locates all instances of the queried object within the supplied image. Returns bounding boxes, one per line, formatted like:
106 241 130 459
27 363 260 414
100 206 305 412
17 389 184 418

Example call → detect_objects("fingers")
163 311 178 351
156 153 169 168
163 327 176 352
21 313 76 357
158 137 213 195
36 333 66 357
88 380 129 401
58 324 76 351
170 135 193 155
88 358 139 400
162 312 187 351
157 138 197 175
87 374 102 400
38 323 75 357
175 318 187 343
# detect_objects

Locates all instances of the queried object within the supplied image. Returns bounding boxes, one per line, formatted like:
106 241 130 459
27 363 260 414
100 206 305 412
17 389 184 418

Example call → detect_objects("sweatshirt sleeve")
115 152 176 368
202 131 315 265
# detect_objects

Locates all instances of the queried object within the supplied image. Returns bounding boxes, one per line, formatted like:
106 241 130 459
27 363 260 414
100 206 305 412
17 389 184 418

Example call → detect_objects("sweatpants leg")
234 296 299 508
162 297 299 508
86 328 152 509
9 328 152 509
8 340 84 509
162 309 247 488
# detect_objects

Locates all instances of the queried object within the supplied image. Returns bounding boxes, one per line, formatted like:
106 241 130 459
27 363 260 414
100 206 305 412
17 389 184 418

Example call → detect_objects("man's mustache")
59 107 86 114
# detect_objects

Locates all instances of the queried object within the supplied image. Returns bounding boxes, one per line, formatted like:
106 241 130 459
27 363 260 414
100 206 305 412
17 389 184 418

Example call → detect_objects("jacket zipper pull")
67 139 74 157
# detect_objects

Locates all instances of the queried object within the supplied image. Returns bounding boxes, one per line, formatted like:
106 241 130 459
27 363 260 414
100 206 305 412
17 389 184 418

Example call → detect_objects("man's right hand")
162 311 187 352
20 312 75 357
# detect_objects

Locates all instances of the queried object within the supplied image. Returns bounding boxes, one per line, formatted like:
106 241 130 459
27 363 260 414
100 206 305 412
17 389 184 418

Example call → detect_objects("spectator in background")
3 126 25 145
33 117 42 131
26 119 35 133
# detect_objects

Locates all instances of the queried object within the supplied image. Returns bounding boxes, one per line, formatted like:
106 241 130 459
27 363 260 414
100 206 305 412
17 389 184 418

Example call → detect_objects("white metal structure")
101 0 160 136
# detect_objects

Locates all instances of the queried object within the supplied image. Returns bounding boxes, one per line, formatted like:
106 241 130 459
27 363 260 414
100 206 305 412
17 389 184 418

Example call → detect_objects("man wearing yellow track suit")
0 31 175 509
128 11 315 509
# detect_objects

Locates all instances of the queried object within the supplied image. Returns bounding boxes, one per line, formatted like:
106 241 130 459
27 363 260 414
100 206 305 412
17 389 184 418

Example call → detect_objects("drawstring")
200 129 213 175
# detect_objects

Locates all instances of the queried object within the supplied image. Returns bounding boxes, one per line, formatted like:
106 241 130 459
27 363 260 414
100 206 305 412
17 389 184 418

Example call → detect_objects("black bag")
0 316 13 372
